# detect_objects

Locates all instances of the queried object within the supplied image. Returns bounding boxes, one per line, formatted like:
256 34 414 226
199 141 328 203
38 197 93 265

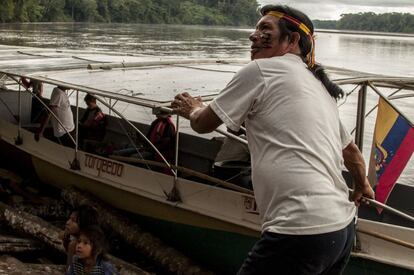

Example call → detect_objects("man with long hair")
172 4 374 275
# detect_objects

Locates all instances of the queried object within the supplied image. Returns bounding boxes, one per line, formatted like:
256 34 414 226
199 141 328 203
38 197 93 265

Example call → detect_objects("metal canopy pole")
167 115 181 202
75 90 79 154
355 83 367 152
353 83 367 252
15 82 23 145
70 90 80 170
174 115 180 175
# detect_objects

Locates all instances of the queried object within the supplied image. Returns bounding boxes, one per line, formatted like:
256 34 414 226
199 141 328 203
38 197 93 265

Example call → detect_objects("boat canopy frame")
0 70 254 197
1 71 414 191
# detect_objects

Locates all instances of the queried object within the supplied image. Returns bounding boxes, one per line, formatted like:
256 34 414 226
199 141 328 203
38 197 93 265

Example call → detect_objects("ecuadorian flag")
371 97 414 206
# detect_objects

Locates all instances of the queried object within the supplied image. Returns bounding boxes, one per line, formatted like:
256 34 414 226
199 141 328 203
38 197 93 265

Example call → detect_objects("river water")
1 22 414 186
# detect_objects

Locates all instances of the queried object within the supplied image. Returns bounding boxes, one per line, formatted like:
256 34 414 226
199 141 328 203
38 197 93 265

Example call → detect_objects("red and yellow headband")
266 11 316 68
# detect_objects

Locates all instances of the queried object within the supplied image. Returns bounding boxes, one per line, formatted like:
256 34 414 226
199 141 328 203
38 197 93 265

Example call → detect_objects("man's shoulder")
52 87 63 92
256 54 304 67
235 60 262 80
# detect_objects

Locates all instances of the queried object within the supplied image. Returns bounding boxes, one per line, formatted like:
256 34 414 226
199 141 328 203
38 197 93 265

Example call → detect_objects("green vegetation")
312 19 337 30
313 12 414 33
0 0 259 26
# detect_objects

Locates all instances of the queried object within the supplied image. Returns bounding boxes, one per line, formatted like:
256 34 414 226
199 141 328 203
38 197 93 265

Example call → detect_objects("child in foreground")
66 226 118 275
60 204 99 267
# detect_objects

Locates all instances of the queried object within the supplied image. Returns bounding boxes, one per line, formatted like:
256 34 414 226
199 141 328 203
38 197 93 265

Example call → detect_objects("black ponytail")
309 64 344 99
260 5 344 100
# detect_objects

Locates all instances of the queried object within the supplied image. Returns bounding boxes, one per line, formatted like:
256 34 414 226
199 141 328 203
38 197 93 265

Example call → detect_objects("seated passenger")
214 135 249 163
60 204 99 268
79 94 107 151
21 77 45 123
67 226 118 275
146 112 176 164
35 85 75 148
111 112 176 167
214 128 252 189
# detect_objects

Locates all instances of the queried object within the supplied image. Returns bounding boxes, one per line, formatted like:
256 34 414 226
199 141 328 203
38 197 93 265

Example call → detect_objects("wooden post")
0 235 44 253
0 201 63 251
0 255 65 275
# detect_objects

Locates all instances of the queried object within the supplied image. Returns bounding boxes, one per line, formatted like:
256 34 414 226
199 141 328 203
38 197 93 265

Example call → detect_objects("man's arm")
172 92 222 134
342 141 375 206
189 106 222 134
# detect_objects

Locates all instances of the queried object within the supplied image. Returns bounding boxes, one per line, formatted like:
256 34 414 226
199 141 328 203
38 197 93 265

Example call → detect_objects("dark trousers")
55 131 75 148
238 220 355 275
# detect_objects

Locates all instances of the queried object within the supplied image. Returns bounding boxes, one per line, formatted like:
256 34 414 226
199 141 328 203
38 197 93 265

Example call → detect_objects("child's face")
76 234 93 259
65 212 80 235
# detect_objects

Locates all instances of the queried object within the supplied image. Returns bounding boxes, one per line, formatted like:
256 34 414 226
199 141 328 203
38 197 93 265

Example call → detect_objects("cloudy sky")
258 0 414 20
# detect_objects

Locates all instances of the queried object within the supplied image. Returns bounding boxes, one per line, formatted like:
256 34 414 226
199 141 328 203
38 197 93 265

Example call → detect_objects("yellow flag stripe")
375 98 399 144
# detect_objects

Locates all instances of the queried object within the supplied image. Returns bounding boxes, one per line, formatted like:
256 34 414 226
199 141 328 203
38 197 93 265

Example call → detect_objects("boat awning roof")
0 46 250 108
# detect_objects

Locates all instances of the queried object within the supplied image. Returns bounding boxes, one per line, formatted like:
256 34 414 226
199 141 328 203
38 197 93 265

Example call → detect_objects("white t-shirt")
49 87 75 138
210 54 356 235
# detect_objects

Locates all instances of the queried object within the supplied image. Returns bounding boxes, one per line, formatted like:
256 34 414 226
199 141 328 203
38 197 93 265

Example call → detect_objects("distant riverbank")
316 28 414 38
313 12 414 34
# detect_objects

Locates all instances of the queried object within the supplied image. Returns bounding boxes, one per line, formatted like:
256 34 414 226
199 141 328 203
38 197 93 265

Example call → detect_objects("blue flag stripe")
377 115 410 178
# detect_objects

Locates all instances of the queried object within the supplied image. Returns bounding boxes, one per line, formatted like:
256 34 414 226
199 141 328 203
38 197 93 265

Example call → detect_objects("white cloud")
258 0 414 19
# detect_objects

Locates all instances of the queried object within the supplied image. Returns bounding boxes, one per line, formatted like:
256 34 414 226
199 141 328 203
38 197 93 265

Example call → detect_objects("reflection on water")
316 32 414 76
0 23 251 58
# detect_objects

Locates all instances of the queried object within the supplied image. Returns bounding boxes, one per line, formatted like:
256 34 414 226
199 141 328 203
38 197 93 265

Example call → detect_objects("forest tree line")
3 2 412 33
0 0 259 26
313 12 414 33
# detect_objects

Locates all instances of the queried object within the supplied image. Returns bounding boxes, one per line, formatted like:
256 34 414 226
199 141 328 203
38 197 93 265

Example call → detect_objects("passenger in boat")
35 85 75 147
21 77 45 123
112 112 176 165
172 4 375 275
60 204 99 268
148 112 176 162
214 128 252 189
79 93 107 151
66 226 118 275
